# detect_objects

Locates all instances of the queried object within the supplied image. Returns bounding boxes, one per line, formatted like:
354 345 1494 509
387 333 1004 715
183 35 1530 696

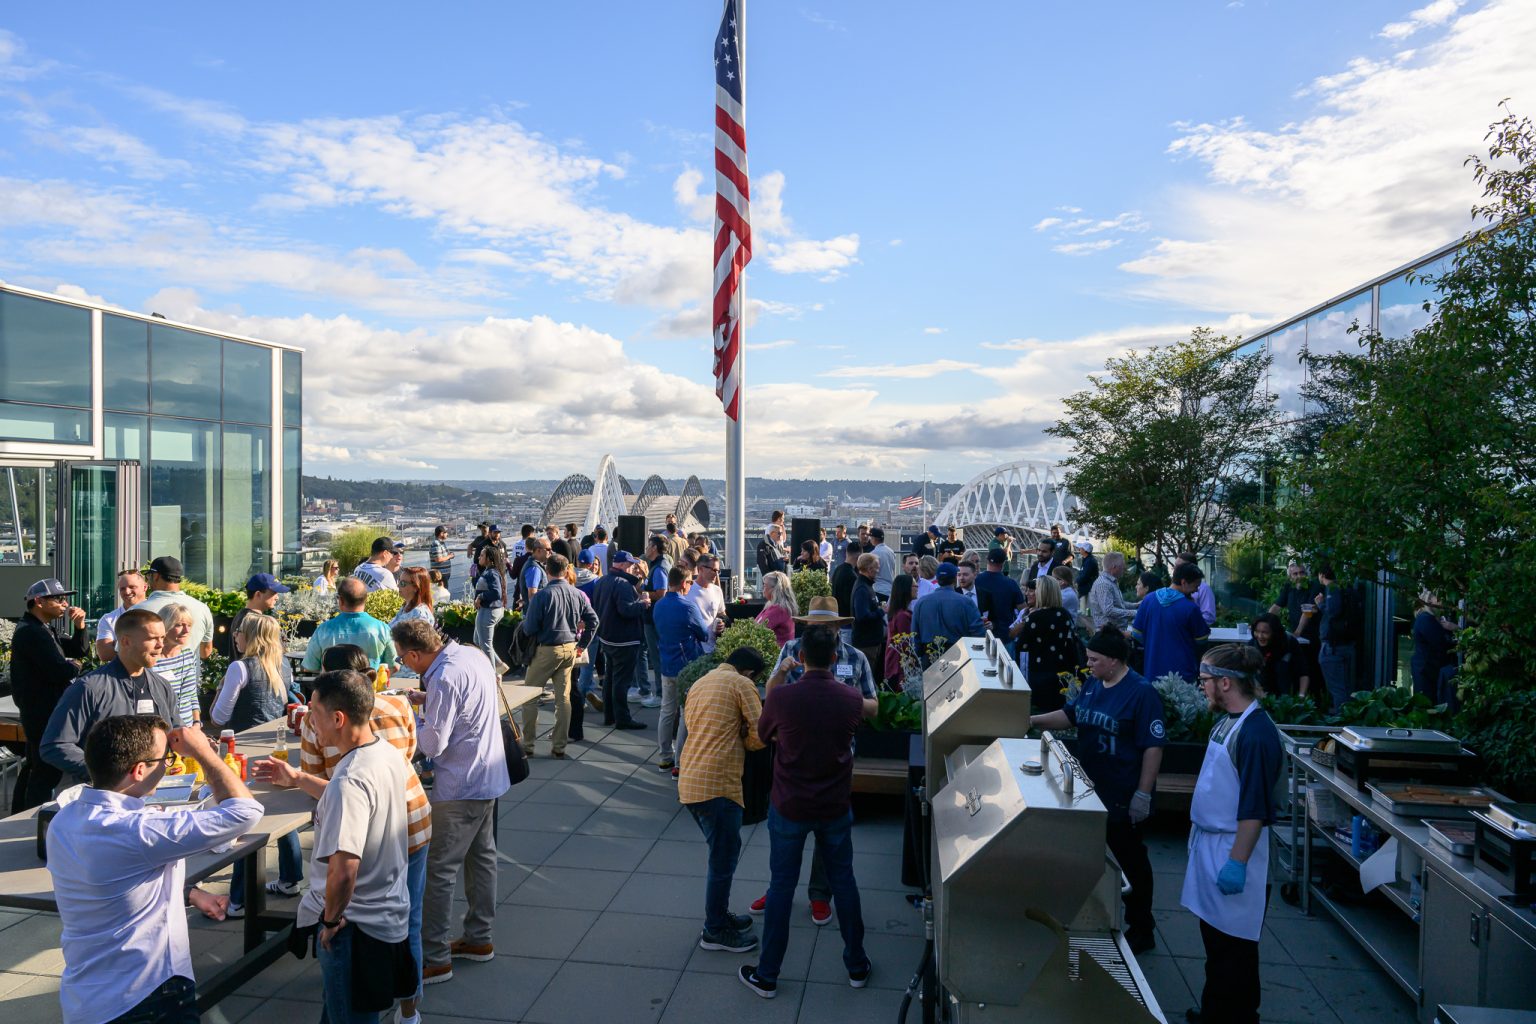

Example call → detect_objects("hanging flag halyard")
712 0 751 421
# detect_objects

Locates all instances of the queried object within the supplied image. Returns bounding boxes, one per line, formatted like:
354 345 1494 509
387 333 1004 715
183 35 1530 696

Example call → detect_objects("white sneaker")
627 688 642 702
641 695 662 708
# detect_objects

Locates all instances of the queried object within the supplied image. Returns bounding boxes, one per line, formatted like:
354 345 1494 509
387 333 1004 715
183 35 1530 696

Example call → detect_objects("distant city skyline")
1 2 1532 481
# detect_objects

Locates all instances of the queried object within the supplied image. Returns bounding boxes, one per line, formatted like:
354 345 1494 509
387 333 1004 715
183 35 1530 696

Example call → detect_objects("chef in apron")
1180 644 1284 1024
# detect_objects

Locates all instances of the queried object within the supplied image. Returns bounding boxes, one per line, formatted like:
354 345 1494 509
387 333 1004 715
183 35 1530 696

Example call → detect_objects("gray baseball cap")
26 578 75 600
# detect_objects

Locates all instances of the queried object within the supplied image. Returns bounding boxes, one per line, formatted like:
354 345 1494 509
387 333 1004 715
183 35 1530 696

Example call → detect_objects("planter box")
856 724 916 760
441 623 474 645
726 601 765 622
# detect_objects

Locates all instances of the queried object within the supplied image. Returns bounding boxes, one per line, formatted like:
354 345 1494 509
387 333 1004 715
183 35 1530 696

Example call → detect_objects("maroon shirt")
757 668 865 821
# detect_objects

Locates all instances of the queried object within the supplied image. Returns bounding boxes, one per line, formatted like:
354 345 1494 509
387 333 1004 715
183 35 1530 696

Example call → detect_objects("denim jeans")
1319 641 1357 709
107 974 197 1024
600 643 640 725
687 796 745 932
317 923 377 1024
229 830 303 908
474 607 504 671
578 661 598 695
407 841 429 1001
757 806 867 983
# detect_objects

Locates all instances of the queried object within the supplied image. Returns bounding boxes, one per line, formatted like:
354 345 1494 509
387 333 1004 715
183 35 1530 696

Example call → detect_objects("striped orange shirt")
678 665 765 807
300 692 432 854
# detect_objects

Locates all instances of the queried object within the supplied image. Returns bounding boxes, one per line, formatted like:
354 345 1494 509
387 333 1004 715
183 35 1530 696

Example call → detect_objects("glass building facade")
0 284 301 609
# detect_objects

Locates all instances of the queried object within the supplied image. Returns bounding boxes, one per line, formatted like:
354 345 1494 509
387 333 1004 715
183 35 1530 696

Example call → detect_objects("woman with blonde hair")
1011 574 1079 712
313 558 340 594
156 603 203 726
755 570 799 646
214 613 303 910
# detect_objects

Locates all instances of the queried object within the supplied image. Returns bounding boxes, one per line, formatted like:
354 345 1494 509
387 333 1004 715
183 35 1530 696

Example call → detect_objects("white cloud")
1034 208 1148 256
27 119 188 179
1381 0 1462 40
1053 239 1120 255
887 238 903 246
52 282 106 304
745 338 797 351
821 359 979 379
764 234 860 277
1123 0 1536 316
923 326 946 334
672 167 713 223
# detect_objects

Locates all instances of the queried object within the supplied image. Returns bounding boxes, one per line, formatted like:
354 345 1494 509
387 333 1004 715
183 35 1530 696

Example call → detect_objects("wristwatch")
320 916 342 929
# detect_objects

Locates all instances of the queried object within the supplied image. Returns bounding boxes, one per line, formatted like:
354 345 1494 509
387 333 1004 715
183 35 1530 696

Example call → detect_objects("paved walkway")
0 715 1420 1024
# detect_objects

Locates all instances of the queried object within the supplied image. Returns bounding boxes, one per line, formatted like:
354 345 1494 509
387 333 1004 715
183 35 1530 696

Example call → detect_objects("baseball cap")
578 547 595 564
994 526 1008 536
1075 540 1093 554
611 549 638 565
935 562 959 582
927 525 941 537
487 523 501 533
987 548 1007 565
148 555 184 580
26 578 75 600
245 572 292 596
369 537 395 555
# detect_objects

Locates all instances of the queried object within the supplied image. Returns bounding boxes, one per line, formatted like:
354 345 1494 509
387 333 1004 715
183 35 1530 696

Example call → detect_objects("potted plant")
0 617 14 695
437 601 477 644
1153 673 1215 774
856 689 921 760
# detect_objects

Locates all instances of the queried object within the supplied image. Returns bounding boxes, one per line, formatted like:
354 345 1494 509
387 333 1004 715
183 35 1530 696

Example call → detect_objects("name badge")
835 664 853 678
135 699 155 715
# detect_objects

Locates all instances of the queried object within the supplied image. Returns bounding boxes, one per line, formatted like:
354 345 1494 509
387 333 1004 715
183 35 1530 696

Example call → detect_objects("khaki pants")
422 798 497 967
521 642 577 755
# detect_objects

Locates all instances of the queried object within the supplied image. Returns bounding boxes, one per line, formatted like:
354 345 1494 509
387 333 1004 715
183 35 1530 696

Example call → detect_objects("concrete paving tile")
659 969 806 1023
798 978 904 1024
607 872 707 919
446 859 531 904
200 993 264 1024
492 905 600 960
806 928 922 990
507 865 630 912
576 743 655 766
1305 966 1418 1022
549 834 657 872
850 851 906 891
415 952 561 1020
637 838 708 876
502 799 598 834
660 810 710 842
0 910 33 933
496 777 548 807
1152 871 1188 910
684 929 814 981
236 947 325 1000
1132 951 1195 1014
522 777 627 807
0 971 42 999
523 960 681 1024
557 761 639 785
1268 913 1379 970
524 756 574 781
495 827 572 868
1174 955 1343 1023
575 804 680 839
0 913 64 975
857 888 925 937
1152 907 1206 958
0 973 61 1024
603 788 688 816
570 911 702 971
224 997 315 1024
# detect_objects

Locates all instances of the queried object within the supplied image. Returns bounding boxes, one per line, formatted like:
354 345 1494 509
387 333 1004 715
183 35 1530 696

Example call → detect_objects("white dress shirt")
47 788 263 1024
417 642 510 802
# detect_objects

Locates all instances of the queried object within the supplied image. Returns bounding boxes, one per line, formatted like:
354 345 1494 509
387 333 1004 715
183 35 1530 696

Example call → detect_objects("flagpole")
724 0 747 598
922 463 928 524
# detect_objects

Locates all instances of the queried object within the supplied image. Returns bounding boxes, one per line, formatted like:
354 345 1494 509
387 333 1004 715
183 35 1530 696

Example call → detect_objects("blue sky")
2 1 1531 481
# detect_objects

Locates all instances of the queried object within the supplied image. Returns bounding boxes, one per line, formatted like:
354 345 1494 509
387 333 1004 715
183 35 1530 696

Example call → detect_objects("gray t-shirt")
298 738 412 941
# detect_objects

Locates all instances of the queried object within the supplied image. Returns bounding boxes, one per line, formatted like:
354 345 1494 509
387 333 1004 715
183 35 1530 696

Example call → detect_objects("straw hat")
792 595 853 626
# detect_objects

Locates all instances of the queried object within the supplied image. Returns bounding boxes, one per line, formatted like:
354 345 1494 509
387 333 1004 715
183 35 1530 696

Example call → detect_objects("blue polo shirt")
1132 588 1209 683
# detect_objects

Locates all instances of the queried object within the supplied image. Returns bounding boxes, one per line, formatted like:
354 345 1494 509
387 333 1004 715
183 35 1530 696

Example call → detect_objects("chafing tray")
1367 782 1500 818
1340 726 1462 754
924 643 1030 793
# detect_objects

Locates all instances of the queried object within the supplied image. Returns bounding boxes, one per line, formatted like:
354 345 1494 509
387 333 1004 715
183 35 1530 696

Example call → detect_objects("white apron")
1180 701 1269 941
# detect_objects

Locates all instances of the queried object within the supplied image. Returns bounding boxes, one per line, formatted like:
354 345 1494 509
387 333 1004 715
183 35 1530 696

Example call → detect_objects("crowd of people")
6 510 1436 1024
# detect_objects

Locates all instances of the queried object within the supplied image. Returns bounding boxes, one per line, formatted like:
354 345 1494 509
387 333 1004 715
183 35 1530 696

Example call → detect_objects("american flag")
897 492 924 511
712 0 751 421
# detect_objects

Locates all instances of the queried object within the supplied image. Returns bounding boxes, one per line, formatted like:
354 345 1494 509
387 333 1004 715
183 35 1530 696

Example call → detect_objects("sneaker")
810 899 833 926
1126 929 1156 954
657 758 675 771
671 767 679 780
449 939 495 961
614 720 647 730
727 912 753 931
738 964 776 999
848 962 872 989
585 692 605 712
641 695 662 708
264 880 301 897
422 962 453 985
749 894 766 915
627 687 642 702
698 926 758 953
225 902 245 919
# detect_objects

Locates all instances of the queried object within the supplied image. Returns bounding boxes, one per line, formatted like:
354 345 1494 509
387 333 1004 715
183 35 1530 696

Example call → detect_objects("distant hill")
303 476 497 504
306 475 963 504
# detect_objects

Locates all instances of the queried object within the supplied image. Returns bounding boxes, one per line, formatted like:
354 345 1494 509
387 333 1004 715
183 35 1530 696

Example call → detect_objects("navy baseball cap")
26 578 75 600
245 572 292 596
927 525 941 537
994 526 1008 536
935 562 959 582
578 547 595 563
611 549 638 565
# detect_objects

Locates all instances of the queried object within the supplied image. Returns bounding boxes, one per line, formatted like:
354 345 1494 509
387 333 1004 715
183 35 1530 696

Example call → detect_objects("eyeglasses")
136 754 177 768
1197 675 1219 685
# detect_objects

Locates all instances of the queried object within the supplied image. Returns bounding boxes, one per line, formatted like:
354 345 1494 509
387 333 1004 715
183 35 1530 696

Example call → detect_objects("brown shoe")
585 692 604 712
449 939 495 962
551 750 568 759
422 962 453 985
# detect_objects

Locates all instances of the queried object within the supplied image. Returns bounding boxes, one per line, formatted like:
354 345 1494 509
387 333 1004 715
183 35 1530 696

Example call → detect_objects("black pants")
15 736 61 814
568 662 585 741
1199 918 1261 1024
108 975 198 1024
600 643 639 726
1105 818 1155 939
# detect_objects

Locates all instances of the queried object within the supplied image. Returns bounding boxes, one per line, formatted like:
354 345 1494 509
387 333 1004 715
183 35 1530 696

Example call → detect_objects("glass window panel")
4 466 51 566
106 412 150 566
282 350 301 429
221 424 270 582
284 427 301 568
0 291 91 407
1378 256 1451 340
1305 291 1372 362
150 418 220 586
102 314 150 412
0 401 91 443
0 468 22 565
223 340 272 424
1266 323 1307 422
151 325 222 419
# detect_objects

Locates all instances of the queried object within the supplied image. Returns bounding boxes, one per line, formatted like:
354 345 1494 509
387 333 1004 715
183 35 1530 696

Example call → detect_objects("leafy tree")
1048 327 1275 567
1269 106 1536 795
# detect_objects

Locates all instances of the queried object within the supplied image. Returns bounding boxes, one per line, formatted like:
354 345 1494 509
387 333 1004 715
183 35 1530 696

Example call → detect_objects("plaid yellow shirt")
678 665 765 807
301 692 432 854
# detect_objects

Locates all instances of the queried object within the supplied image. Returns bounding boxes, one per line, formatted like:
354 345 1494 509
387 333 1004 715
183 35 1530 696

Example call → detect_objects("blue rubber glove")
1217 858 1247 895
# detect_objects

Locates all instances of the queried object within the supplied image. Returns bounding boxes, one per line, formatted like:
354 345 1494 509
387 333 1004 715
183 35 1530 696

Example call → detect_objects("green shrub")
715 620 781 668
1261 693 1323 726
365 588 403 624
675 653 722 707
438 601 476 630
1461 690 1536 802
789 568 832 612
870 690 921 732
329 523 388 575
181 582 247 618
1332 685 1451 730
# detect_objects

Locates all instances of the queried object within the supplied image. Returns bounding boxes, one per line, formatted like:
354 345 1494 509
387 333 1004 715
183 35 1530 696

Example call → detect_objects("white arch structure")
540 456 712 536
587 454 628 533
934 460 1088 546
